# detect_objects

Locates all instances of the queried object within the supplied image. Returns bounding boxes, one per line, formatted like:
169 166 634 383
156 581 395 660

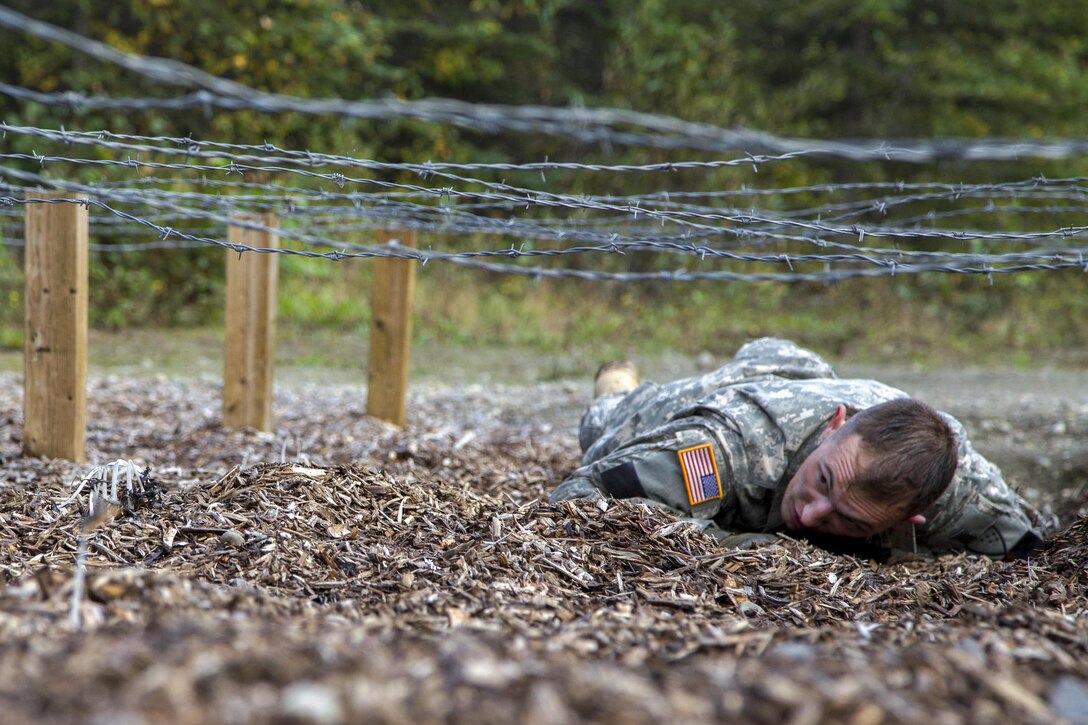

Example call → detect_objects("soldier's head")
781 398 958 538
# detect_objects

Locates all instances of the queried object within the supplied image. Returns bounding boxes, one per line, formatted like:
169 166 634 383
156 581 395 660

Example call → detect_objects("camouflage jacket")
551 338 1051 558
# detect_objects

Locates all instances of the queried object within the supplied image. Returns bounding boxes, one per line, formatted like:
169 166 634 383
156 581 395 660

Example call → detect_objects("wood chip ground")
1 373 1086 724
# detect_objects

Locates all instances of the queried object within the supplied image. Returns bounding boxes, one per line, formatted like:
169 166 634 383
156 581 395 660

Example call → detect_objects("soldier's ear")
821 404 848 440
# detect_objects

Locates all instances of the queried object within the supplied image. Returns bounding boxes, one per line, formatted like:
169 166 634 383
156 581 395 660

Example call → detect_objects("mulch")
1 373 1086 724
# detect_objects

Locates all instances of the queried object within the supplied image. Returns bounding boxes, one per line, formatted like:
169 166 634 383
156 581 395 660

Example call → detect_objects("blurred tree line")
5 0 1087 147
1 0 1086 359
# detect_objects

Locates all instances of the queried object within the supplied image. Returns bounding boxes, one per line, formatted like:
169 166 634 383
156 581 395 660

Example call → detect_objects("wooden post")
366 229 417 426
223 214 278 431
23 192 88 462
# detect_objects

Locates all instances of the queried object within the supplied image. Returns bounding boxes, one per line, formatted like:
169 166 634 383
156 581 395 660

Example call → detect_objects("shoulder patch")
677 443 723 507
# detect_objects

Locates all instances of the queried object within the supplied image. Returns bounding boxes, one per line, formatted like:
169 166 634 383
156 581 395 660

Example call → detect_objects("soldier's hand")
713 531 780 550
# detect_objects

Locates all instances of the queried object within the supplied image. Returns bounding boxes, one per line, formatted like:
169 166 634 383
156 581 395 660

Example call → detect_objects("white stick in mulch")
59 459 148 513
68 493 120 631
62 460 147 631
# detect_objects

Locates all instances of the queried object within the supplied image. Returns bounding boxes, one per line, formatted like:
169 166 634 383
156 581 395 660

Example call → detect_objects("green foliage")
0 244 23 348
4 1 1086 154
602 0 1088 138
86 246 223 328
1 2 1087 364
278 255 371 329
604 0 741 123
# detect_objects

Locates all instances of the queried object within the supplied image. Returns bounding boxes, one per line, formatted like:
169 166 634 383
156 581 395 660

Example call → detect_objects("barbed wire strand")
5 148 1087 249
6 163 1088 268
4 195 1087 284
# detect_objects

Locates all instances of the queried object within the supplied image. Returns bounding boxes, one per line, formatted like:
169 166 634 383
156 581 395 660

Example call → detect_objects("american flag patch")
677 443 723 507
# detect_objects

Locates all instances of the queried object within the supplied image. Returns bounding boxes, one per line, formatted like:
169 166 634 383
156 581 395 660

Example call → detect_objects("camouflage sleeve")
580 337 836 461
578 390 630 454
555 415 734 522
915 416 1052 558
729 337 838 379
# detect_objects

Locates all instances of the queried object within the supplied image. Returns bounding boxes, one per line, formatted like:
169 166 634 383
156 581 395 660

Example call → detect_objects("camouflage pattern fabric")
551 338 1053 558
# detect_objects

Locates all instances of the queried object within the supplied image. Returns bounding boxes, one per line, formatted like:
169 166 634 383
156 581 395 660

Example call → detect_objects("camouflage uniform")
550 338 1051 558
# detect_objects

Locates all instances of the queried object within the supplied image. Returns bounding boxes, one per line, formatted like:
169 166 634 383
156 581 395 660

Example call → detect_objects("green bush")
1 2 1086 366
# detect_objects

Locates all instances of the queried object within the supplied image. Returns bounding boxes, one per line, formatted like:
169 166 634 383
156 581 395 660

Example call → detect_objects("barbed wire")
6 125 1088 224
8 157 1088 262
34 172 1088 235
4 6 1088 162
0 123 811 174
2 118 1088 282
6 84 1088 164
82 173 1088 207
5 149 1087 249
3 128 1082 233
4 193 1087 285
8 199 1088 232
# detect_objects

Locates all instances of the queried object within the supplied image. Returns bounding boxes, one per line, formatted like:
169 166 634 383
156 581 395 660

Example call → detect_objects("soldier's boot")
593 360 639 398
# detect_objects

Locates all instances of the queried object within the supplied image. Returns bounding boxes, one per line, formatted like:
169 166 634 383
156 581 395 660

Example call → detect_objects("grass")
2 248 1087 379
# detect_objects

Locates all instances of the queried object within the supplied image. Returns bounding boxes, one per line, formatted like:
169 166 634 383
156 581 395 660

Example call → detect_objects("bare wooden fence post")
223 214 279 431
366 230 417 426
23 192 88 462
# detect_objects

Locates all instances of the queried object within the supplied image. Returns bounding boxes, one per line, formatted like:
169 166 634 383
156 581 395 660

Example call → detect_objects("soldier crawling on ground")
550 338 1055 559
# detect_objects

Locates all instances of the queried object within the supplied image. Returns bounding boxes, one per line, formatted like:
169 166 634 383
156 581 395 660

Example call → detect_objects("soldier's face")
781 430 904 538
